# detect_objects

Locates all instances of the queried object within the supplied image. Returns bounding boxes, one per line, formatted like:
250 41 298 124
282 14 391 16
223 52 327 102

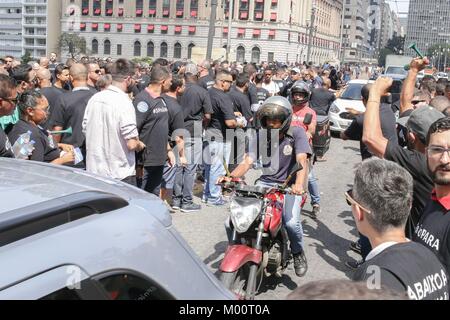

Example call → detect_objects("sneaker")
181 203 202 213
349 241 362 255
201 196 208 204
311 204 320 220
293 251 308 277
171 200 181 211
163 200 176 213
345 259 364 270
207 198 228 207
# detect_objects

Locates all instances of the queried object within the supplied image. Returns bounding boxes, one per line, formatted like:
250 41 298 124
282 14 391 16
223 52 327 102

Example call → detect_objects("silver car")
0 159 234 300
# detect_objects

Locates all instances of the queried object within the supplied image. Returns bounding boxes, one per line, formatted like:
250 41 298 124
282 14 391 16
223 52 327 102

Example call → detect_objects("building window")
104 40 111 55
136 0 143 16
92 39 98 54
176 0 184 18
236 45 245 63
134 41 141 56
160 42 168 58
149 0 157 16
93 0 101 15
251 47 260 63
82 0 89 15
161 25 168 34
106 0 114 16
174 43 182 59
188 43 195 59
147 41 154 57
190 0 198 17
117 44 122 55
163 0 170 17
268 52 274 62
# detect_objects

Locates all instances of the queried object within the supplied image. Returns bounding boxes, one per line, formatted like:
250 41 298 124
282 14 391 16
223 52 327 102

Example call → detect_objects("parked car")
329 80 373 132
436 72 449 81
0 158 234 300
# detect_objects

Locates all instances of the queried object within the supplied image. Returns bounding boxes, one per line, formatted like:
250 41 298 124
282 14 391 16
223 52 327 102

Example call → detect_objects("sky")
385 0 410 17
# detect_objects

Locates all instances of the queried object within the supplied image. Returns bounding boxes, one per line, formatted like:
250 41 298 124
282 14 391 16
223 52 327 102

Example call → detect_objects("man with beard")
363 60 445 238
413 117 450 276
82 59 145 185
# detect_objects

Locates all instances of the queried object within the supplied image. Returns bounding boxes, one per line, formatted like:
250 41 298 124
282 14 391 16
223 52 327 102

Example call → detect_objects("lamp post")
226 0 234 62
206 0 218 60
438 46 442 72
306 4 317 64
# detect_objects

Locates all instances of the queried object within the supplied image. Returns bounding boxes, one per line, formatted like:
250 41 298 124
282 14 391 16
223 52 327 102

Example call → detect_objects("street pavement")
172 136 363 300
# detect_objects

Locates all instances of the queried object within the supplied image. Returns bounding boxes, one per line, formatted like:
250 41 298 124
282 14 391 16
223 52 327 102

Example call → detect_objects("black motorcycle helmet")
256 96 293 134
290 81 311 105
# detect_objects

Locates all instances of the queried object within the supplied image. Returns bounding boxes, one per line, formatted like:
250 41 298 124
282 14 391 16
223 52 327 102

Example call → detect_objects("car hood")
333 99 366 112
0 158 161 214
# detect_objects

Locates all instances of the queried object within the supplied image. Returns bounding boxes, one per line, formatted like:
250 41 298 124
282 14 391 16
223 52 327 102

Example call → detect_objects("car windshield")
340 84 364 100
386 67 408 75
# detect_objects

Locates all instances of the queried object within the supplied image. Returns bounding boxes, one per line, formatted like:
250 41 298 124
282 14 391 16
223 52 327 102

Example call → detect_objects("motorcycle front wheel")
219 264 249 299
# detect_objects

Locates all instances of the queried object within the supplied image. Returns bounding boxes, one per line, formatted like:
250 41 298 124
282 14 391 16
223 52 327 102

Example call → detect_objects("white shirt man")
82 85 139 181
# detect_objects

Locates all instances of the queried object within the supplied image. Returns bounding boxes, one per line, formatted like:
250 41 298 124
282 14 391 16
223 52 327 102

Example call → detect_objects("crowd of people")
0 52 449 300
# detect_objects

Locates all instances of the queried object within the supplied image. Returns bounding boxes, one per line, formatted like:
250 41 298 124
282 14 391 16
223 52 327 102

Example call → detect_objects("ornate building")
60 0 343 64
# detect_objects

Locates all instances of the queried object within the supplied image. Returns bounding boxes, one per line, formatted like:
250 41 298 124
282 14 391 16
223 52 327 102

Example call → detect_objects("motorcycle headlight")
230 197 262 234
329 103 340 114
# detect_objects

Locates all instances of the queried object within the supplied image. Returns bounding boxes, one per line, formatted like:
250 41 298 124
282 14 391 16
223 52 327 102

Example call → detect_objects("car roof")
347 80 373 85
384 73 406 80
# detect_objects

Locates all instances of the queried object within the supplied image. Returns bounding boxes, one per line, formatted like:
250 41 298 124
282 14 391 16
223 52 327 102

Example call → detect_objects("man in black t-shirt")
363 72 445 238
134 66 173 196
413 117 450 277
204 70 244 206
0 74 16 158
161 75 189 210
198 60 215 90
349 158 448 300
51 64 94 167
36 68 63 130
309 78 336 116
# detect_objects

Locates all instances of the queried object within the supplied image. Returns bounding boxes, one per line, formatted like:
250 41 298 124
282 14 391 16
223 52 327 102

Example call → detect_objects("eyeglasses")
427 146 450 158
345 189 371 213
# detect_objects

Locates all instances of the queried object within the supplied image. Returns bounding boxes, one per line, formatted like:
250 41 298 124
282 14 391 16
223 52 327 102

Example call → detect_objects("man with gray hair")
348 158 448 300
197 60 214 90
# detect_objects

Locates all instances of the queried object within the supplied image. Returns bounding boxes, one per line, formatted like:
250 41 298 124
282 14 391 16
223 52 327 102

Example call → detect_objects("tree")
386 36 405 55
21 51 32 65
378 48 393 67
59 32 87 58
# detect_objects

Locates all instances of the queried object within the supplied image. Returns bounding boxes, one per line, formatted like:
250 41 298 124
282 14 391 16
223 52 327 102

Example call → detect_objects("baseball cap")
291 67 301 74
397 106 445 143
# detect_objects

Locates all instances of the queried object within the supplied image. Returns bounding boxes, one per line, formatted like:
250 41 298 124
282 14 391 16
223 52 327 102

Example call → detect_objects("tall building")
406 0 450 55
0 0 22 59
22 0 62 58
342 0 370 63
399 17 407 38
379 1 396 49
60 0 342 64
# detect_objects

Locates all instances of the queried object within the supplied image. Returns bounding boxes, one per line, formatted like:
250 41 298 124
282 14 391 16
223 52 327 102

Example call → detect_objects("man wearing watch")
218 96 312 277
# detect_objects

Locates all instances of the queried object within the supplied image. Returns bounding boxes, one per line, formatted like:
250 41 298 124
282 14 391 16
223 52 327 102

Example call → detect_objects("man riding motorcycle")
218 96 312 277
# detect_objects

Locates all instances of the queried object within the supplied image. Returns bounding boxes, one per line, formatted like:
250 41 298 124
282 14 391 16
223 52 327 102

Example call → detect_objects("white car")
436 72 449 81
329 80 374 132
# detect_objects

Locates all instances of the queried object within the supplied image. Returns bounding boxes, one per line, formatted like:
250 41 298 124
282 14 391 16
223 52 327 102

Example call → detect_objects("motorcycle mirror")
303 113 313 126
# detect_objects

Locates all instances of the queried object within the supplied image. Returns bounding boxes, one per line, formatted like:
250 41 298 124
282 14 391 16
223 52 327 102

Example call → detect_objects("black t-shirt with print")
353 242 449 300
179 83 213 138
207 87 236 139
134 90 169 167
161 94 185 141
413 198 450 277
198 75 215 91
309 87 336 116
0 126 13 158
385 140 434 236
40 86 64 130
8 120 60 163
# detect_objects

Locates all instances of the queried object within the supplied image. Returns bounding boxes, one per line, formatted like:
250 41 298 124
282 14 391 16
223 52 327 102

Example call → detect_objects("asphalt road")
172 136 363 300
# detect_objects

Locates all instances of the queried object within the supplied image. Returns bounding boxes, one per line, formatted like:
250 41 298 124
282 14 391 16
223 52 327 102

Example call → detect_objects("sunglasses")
345 189 371 213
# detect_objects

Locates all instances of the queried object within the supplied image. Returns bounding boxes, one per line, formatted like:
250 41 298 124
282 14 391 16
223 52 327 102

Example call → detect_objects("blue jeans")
225 180 305 255
203 140 231 203
308 168 320 206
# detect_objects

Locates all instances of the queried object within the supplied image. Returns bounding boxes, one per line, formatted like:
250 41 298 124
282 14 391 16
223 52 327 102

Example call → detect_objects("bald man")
51 63 95 167
37 67 63 130
39 57 49 69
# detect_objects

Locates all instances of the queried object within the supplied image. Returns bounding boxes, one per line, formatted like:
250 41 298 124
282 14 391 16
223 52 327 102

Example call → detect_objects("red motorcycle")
218 165 304 300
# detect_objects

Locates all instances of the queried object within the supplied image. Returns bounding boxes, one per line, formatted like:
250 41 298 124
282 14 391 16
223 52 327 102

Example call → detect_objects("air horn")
48 127 73 135
404 43 425 70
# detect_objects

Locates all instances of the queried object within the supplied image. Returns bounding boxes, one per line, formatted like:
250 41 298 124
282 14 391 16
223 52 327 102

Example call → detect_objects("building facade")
406 0 450 55
0 0 22 59
22 0 62 58
342 0 370 63
60 0 343 64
